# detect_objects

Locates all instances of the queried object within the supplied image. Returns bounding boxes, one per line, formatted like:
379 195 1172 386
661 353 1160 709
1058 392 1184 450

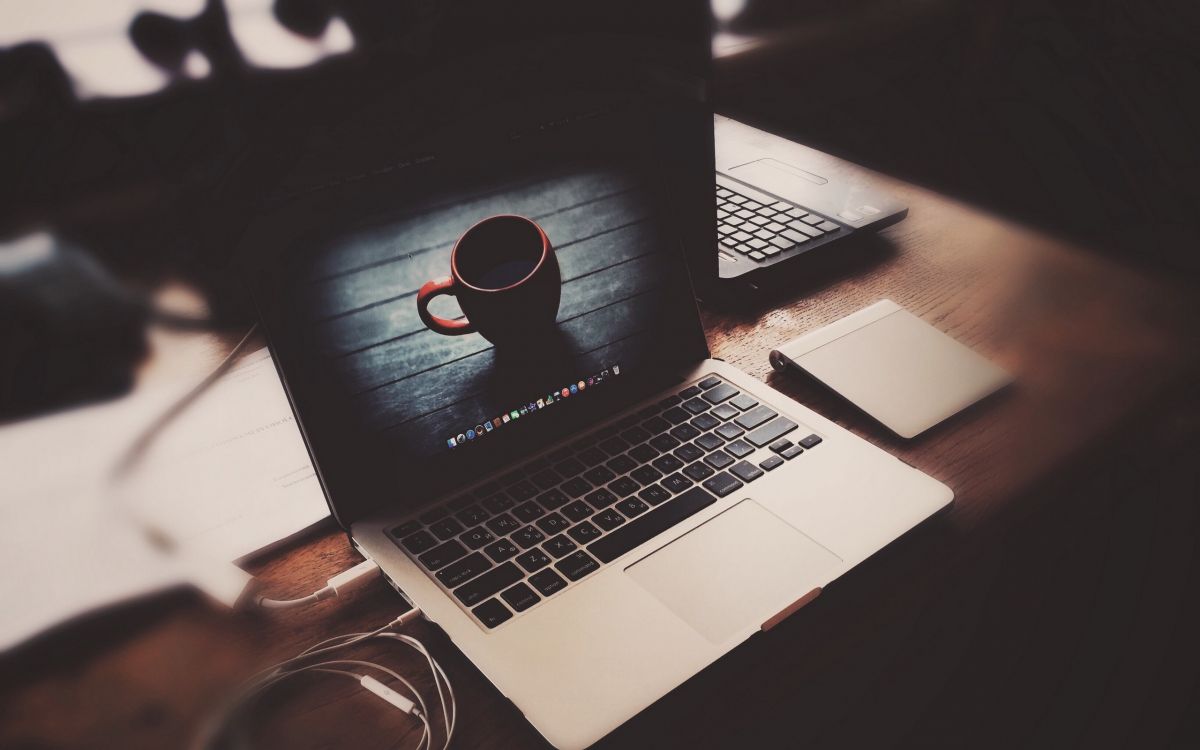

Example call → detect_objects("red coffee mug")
417 215 561 346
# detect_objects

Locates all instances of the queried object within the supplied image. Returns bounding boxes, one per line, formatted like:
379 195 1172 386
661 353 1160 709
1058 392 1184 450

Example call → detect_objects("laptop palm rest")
626 499 842 644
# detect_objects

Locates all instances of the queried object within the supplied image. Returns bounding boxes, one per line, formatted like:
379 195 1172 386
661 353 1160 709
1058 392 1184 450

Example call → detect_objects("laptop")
243 4 951 748
710 114 909 291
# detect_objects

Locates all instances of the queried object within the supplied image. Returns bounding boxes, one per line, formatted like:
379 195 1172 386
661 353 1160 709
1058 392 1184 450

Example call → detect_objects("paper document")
0 346 329 652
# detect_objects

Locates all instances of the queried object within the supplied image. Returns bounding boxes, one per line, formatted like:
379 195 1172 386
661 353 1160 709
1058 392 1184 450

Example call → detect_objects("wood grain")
2 150 1197 750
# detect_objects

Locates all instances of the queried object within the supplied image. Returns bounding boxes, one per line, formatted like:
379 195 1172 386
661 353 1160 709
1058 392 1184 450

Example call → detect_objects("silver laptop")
711 114 909 291
246 5 952 748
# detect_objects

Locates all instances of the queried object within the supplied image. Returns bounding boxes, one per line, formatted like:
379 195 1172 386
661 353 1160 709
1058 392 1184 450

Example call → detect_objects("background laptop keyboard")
716 181 844 263
388 375 824 630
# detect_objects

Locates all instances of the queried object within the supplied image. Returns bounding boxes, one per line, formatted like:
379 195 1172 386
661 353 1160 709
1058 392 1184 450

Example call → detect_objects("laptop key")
455 505 489 526
639 484 672 506
593 508 627 531
482 494 515 514
630 443 660 463
658 394 682 408
729 393 758 411
681 397 710 415
483 539 519 562
472 599 512 629
703 449 735 470
799 434 824 449
715 423 745 440
631 465 663 485
801 214 823 226
730 461 765 483
699 376 722 390
642 416 670 434
507 480 538 502
609 476 640 497
529 569 567 597
782 229 809 244
400 530 437 555
674 443 705 463
620 426 651 445
711 403 739 420
690 413 720 432
567 521 602 545
679 385 703 399
769 438 793 453
429 518 464 540
650 434 681 452
583 466 616 486
606 454 637 474
589 486 718 564
759 455 784 472
511 526 545 549
660 473 694 493
459 527 495 550
702 383 739 404
817 221 840 232
662 407 691 425
437 552 493 588
724 439 754 458
578 448 608 467
683 462 714 481
536 488 569 510
693 434 723 453
561 500 594 522
561 477 592 498
391 520 421 537
746 417 798 447
735 405 778 430
652 454 684 474
616 497 650 518
419 540 467 570
486 513 521 536
501 583 540 612
554 457 585 477
513 501 545 523
542 535 578 558
555 551 600 581
515 549 551 573
599 437 630 456
585 488 617 509
702 472 744 498
670 423 701 441
537 512 571 535
781 444 805 459
530 469 563 490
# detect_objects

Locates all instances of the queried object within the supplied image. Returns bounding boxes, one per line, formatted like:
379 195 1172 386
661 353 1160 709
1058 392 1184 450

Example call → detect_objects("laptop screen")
246 2 713 526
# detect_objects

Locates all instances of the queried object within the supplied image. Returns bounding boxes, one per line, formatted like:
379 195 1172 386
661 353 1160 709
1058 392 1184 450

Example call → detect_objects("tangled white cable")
193 609 456 750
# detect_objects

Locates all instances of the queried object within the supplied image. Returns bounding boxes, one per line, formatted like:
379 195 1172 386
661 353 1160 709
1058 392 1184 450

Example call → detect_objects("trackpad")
626 500 842 644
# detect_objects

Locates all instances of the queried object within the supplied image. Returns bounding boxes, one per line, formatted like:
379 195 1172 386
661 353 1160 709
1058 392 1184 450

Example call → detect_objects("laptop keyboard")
388 374 824 630
716 183 843 263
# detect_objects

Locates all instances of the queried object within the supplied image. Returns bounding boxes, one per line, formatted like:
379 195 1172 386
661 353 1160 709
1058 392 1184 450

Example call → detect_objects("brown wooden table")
3 144 1199 750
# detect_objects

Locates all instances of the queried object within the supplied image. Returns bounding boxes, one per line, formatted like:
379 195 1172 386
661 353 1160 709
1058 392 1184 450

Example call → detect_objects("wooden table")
3 135 1199 750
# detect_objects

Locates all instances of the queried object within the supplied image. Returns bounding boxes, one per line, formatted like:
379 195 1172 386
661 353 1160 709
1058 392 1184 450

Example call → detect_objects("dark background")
689 1 1200 748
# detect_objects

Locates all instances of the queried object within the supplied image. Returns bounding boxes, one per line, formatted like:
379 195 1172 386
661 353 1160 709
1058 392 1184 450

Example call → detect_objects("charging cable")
252 558 383 609
194 608 456 750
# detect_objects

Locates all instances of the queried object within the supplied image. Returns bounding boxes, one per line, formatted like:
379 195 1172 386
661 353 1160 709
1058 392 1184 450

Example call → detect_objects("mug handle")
417 276 475 335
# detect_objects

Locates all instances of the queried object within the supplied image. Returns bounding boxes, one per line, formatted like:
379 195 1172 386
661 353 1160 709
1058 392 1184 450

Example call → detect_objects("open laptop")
243 4 951 748
711 114 909 291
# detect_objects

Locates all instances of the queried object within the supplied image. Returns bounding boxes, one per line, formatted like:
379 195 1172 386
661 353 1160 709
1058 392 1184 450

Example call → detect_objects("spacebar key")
588 486 717 564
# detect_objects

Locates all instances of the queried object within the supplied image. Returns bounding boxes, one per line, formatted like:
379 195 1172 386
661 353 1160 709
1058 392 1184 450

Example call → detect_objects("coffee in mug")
417 215 561 346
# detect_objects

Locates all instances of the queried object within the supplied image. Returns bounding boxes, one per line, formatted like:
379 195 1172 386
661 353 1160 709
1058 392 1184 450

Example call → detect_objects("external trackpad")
626 500 842 644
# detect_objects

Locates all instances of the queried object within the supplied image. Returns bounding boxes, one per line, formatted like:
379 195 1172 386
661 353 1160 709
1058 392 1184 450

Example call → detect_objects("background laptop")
710 114 909 291
243 3 951 748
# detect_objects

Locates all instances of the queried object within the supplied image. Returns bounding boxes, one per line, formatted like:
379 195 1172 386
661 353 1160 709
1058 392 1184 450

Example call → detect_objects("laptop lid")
241 2 714 529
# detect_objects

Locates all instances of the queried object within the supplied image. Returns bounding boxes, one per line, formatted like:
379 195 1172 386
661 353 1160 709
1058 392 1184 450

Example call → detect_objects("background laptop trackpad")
626 500 842 644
